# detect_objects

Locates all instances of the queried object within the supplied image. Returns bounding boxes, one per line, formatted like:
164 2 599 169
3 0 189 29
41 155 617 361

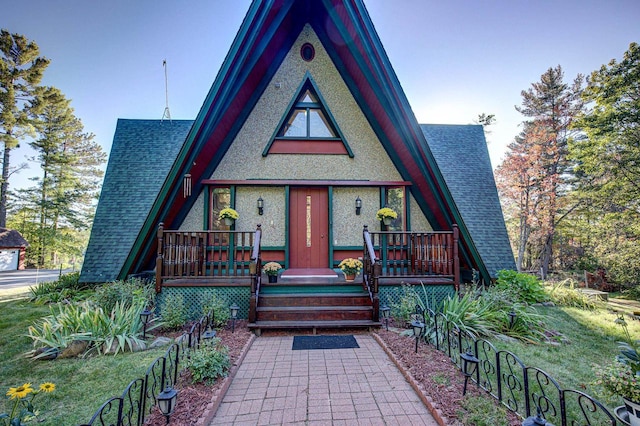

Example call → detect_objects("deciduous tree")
497 66 584 276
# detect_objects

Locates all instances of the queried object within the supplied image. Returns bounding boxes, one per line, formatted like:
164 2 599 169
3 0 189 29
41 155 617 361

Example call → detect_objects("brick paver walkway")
210 334 438 425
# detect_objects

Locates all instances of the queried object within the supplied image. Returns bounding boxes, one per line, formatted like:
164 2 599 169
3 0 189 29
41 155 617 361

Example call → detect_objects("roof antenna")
162 59 171 122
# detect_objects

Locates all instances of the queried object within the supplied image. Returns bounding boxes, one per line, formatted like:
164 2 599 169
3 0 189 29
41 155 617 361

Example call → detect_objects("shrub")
390 284 418 326
495 270 546 304
545 279 601 310
160 294 187 330
93 278 155 313
29 272 89 304
188 337 230 384
202 293 229 328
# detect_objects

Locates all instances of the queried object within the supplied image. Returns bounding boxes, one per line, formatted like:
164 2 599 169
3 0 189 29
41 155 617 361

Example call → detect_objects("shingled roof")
81 119 513 283
420 124 516 277
80 119 193 283
0 228 28 248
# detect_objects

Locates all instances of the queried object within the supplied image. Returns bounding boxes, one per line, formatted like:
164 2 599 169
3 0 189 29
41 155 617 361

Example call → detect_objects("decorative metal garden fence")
80 311 214 426
415 305 620 426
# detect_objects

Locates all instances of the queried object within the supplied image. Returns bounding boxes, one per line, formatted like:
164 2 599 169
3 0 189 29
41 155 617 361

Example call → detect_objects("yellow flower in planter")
338 258 363 275
376 207 397 221
263 262 283 276
218 208 239 220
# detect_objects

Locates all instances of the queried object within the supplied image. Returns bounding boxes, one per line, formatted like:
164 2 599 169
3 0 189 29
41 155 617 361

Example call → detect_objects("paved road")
0 268 74 296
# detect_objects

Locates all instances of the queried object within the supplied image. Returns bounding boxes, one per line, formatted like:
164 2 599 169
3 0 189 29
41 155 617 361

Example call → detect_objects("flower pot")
383 217 392 226
344 273 356 282
268 275 278 283
224 217 234 226
624 398 640 426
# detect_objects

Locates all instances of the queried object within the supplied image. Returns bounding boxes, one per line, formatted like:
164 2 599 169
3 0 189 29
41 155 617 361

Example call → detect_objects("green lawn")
487 304 640 410
0 298 168 425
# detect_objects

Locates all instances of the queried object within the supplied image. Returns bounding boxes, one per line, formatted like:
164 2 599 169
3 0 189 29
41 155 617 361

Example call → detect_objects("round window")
300 43 315 62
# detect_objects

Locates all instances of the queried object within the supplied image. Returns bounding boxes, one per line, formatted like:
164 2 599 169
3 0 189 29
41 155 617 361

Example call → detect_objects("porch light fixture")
522 407 552 425
355 196 362 215
140 309 152 339
460 349 480 395
411 319 424 353
508 310 517 329
257 197 264 215
230 303 240 333
380 304 390 331
157 386 178 424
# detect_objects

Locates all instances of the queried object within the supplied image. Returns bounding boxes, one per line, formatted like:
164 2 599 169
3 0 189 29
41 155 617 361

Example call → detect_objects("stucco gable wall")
210 25 401 182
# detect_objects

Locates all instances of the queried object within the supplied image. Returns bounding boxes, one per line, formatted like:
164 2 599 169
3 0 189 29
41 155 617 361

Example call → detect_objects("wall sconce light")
257 197 264 215
157 386 178 424
355 196 362 215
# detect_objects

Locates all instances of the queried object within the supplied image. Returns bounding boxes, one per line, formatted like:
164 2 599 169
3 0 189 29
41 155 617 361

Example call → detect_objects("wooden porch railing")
363 224 460 292
155 223 262 293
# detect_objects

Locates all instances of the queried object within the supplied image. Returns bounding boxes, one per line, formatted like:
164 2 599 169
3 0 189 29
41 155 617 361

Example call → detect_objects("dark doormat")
292 335 359 350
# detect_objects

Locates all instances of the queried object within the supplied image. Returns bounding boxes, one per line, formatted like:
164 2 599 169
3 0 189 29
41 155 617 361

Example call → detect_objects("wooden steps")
248 282 379 333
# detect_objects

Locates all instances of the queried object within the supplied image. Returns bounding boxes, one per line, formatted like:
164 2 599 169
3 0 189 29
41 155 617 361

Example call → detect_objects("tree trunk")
0 145 11 228
517 216 530 272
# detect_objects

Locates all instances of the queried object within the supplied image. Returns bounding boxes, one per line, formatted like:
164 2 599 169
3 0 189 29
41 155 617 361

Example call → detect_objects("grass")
487 304 640 410
0 298 168 425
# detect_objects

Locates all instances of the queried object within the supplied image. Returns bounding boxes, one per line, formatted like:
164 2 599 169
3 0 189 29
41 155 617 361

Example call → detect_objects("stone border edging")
372 332 450 426
196 333 257 425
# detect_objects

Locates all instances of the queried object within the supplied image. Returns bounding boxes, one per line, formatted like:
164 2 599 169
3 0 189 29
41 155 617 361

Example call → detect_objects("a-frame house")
81 0 515 331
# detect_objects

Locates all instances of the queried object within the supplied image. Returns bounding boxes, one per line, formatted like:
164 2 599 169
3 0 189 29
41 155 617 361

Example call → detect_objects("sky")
3 0 639 190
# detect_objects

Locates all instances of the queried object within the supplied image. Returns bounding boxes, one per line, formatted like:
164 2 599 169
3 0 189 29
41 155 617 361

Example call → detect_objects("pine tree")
0 29 49 228
19 86 105 267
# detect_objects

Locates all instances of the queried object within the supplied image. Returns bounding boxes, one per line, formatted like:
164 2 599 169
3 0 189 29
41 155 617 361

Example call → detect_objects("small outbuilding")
0 228 28 271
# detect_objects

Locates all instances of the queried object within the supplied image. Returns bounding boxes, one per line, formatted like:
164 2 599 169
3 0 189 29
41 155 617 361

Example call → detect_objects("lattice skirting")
157 286 251 320
379 284 454 311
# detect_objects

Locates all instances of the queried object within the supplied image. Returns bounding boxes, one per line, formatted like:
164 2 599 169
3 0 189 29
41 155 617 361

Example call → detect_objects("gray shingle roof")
80 119 193 283
420 124 515 278
0 228 28 248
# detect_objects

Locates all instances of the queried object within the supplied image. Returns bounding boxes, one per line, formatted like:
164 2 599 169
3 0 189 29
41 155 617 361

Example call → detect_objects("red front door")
289 187 329 268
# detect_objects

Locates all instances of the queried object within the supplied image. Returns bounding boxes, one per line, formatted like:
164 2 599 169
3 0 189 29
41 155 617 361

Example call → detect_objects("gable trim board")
80 0 515 284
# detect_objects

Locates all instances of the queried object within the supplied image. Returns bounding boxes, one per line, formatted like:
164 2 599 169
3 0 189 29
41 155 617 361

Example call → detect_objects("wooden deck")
154 224 459 331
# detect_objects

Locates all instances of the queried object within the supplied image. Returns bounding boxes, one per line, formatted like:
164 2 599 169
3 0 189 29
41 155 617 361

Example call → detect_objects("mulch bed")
143 321 520 425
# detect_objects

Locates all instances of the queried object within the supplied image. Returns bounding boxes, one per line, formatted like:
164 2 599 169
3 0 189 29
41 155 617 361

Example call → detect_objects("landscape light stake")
460 349 479 395
140 309 152 339
380 304 390 331
411 319 424 353
508 310 517 329
157 386 178 424
230 303 239 333
522 407 552 425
